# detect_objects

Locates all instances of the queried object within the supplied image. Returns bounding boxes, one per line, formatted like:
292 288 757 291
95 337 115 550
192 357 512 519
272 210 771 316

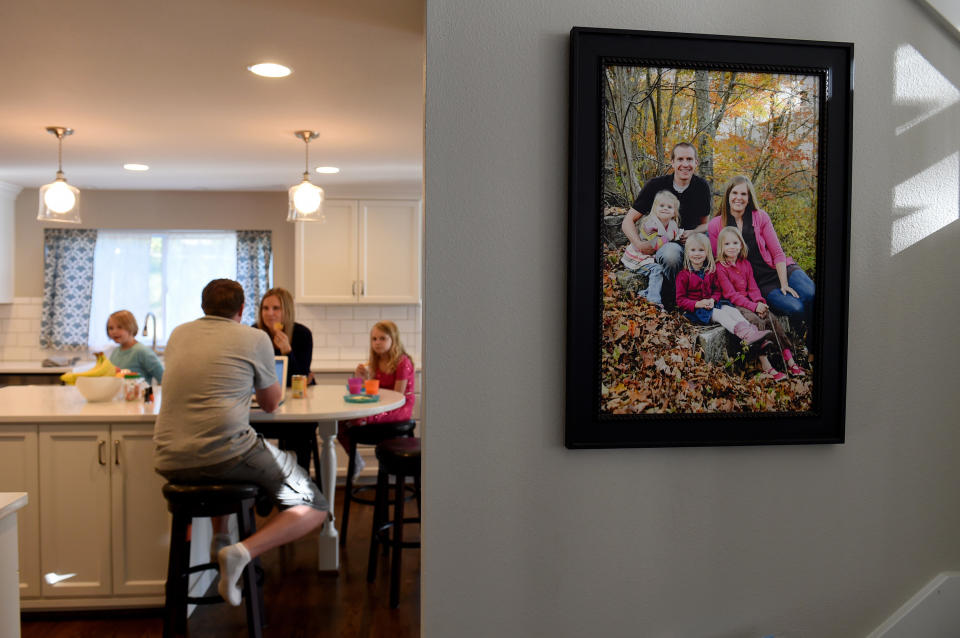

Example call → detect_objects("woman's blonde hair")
683 233 715 273
716 226 749 263
717 175 761 227
106 310 138 336
644 189 681 226
367 320 412 375
256 287 295 341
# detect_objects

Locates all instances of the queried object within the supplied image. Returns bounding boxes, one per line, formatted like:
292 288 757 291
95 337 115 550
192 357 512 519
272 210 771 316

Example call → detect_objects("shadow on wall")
891 44 960 255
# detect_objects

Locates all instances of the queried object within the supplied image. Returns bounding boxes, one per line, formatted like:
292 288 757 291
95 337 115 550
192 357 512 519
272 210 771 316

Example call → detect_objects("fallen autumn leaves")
601 250 813 415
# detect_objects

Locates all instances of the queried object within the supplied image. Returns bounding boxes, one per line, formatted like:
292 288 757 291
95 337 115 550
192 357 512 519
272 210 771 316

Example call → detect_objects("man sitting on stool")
153 278 328 606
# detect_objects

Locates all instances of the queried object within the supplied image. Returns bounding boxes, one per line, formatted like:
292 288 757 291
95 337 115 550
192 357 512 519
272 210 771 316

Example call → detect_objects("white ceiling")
0 0 424 194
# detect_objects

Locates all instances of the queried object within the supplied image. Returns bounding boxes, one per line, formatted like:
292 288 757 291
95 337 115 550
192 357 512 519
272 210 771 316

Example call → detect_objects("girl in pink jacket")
715 226 806 381
675 233 769 346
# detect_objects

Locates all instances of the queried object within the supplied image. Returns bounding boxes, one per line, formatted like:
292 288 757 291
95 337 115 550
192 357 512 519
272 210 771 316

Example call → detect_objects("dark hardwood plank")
21 486 420 638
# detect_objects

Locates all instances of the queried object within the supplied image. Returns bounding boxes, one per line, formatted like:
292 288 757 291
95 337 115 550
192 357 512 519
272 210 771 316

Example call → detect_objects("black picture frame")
566 27 852 448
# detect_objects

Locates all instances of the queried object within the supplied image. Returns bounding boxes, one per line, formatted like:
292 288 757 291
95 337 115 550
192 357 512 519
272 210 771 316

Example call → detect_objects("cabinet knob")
114 440 120 465
98 440 106 465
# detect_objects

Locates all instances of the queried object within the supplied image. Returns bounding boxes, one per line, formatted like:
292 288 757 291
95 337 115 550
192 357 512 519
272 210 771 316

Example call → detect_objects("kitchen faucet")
142 312 157 352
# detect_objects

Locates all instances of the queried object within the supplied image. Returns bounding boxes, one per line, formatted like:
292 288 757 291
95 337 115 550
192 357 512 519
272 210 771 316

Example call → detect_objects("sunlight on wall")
892 152 959 255
894 44 959 135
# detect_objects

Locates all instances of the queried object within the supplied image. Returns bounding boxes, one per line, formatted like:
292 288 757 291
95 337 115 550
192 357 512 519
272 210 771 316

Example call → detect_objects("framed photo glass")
566 28 853 448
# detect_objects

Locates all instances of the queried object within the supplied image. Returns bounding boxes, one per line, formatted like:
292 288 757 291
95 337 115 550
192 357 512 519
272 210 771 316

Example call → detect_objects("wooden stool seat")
367 437 421 608
161 482 265 638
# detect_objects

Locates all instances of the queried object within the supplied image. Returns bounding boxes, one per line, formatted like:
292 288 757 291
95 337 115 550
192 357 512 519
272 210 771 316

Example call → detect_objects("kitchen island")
0 384 403 611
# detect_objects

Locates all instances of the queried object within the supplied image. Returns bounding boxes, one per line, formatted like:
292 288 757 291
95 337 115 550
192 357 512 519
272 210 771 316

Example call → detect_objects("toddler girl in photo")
714 226 806 381
675 233 770 346
621 189 682 306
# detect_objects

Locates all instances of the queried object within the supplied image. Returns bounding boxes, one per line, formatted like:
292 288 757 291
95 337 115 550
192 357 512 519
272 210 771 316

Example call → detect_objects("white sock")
217 542 251 606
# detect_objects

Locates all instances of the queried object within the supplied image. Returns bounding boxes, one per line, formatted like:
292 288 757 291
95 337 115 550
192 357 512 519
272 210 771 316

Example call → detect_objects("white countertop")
0 361 74 374
0 384 404 423
0 493 28 521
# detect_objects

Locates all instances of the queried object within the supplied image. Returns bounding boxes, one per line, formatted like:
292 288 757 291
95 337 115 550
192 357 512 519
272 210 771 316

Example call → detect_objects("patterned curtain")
236 230 272 325
40 228 98 351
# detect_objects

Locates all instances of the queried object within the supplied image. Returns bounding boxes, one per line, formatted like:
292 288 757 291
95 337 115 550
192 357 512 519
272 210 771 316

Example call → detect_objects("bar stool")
161 483 265 638
366 437 421 608
339 419 416 545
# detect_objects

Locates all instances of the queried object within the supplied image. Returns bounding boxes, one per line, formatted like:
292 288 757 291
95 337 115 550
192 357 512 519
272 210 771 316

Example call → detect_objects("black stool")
340 419 416 545
366 437 421 608
161 483 265 638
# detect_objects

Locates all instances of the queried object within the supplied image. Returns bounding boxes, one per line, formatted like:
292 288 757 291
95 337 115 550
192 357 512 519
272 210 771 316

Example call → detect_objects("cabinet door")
295 199 359 303
0 425 40 596
110 424 170 595
358 199 422 303
39 425 111 597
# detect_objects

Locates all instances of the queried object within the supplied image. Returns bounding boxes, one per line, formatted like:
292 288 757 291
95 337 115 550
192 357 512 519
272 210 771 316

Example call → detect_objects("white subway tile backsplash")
328 333 355 347
8 319 29 332
380 307 410 320
16 332 38 347
314 347 340 359
1 298 423 367
325 307 354 320
341 319 372 333
353 306 381 320
393 320 415 334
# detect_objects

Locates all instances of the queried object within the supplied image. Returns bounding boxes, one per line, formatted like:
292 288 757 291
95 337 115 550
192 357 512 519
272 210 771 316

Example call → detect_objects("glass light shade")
38 177 81 223
287 179 325 222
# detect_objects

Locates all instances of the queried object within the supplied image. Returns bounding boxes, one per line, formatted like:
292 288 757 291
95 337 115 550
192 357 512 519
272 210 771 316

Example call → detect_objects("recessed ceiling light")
315 166 340 174
123 163 149 171
247 63 291 78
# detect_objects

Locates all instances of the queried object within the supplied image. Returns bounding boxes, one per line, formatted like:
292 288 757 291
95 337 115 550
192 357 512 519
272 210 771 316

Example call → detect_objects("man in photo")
620 142 712 308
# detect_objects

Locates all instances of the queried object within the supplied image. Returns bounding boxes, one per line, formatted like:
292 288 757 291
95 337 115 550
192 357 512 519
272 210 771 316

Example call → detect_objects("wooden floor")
20 485 420 638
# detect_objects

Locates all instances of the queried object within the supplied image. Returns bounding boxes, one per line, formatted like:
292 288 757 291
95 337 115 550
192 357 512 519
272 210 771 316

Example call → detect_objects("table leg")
317 423 339 571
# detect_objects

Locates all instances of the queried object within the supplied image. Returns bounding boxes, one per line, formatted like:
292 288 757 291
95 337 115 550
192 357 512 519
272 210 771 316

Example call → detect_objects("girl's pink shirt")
716 258 765 312
365 354 416 424
707 209 794 268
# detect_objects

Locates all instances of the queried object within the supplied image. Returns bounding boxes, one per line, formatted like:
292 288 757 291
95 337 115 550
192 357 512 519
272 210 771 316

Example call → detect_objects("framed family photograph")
565 28 853 448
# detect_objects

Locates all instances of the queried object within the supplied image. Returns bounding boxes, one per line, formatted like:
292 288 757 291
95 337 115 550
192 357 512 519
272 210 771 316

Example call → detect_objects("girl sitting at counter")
107 310 164 384
255 287 314 386
338 321 416 473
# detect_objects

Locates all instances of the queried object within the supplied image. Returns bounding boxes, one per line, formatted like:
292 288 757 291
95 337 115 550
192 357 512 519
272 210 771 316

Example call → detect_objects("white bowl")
75 376 122 402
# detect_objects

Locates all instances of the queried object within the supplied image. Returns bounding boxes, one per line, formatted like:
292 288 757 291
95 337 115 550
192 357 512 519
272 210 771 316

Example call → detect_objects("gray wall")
423 1 960 637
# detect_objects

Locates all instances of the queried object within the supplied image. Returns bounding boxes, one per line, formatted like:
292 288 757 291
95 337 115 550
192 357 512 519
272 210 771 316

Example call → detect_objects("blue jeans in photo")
637 262 665 305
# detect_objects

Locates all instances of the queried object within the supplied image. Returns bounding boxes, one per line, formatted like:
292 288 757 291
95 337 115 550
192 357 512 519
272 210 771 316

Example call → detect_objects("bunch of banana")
60 352 117 385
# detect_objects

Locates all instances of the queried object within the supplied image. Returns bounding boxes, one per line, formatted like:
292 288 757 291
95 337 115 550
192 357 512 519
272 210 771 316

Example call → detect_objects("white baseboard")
868 572 960 638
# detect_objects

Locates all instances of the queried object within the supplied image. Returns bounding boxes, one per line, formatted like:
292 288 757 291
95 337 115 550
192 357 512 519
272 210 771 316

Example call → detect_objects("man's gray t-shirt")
153 315 278 471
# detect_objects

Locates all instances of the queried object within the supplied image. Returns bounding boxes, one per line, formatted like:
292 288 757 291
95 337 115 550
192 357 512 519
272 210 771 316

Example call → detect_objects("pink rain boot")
733 322 771 345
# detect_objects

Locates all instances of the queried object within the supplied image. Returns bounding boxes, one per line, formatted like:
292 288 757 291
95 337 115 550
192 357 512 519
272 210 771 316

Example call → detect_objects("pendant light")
287 130 325 222
37 127 81 224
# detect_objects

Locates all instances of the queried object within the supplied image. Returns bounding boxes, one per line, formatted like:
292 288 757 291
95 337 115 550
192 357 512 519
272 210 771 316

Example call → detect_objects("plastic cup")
364 379 380 395
347 377 364 394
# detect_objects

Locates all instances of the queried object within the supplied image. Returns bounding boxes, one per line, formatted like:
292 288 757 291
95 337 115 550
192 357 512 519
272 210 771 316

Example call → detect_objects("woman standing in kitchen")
255 287 313 386
107 310 164 384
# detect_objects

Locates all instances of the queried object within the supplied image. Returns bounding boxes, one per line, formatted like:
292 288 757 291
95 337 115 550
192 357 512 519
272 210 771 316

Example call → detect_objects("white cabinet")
295 199 422 304
109 425 170 596
0 423 169 606
0 426 40 596
39 425 112 597
0 183 20 303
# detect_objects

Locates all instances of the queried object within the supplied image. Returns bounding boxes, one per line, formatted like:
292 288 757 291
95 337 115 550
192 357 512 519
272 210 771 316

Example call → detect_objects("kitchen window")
87 231 239 350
